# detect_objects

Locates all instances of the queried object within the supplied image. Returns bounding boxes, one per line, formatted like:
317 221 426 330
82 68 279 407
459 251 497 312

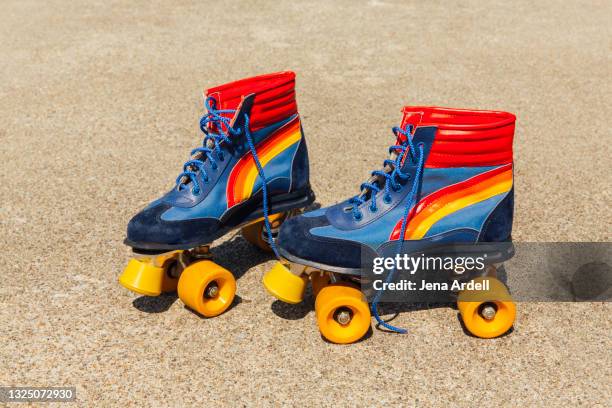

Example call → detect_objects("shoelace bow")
176 96 280 258
350 124 426 334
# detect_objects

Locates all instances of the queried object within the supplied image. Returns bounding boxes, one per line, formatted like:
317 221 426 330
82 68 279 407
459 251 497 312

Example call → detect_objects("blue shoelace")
176 96 280 258
349 124 425 334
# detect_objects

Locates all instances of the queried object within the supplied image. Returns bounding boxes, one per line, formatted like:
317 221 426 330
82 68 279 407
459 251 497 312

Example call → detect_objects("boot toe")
126 203 173 245
126 202 223 249
278 213 370 270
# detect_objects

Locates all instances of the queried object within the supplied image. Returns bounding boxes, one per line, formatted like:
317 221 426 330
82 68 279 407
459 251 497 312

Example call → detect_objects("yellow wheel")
177 260 236 317
241 212 287 251
310 271 330 298
457 276 516 339
315 284 371 344
118 251 181 296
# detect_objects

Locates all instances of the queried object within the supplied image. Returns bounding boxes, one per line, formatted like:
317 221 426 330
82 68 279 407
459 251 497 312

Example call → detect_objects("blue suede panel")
290 129 310 192
377 229 480 255
310 203 406 250
278 215 373 269
127 203 221 246
478 187 514 242
301 207 326 218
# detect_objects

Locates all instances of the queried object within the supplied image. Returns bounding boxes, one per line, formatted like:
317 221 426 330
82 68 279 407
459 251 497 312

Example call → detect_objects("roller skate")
119 71 315 317
263 106 516 343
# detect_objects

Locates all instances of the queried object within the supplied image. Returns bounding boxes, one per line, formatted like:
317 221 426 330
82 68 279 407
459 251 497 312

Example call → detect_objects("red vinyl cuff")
400 106 516 168
207 71 298 131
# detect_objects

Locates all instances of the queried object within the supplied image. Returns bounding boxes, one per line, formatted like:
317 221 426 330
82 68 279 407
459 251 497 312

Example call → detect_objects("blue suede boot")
119 72 314 318
263 106 516 343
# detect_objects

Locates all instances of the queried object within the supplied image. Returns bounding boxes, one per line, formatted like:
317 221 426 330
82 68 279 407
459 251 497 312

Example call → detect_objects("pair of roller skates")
119 71 517 344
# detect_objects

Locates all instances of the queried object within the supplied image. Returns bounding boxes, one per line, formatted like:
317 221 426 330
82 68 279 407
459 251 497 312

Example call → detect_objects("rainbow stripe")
226 116 302 207
389 164 513 240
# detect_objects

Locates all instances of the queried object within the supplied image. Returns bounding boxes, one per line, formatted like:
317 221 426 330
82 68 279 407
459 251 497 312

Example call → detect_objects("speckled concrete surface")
1 0 611 406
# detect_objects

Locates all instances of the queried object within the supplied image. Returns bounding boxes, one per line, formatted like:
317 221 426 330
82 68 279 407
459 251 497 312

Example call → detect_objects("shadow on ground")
270 286 460 336
132 233 273 313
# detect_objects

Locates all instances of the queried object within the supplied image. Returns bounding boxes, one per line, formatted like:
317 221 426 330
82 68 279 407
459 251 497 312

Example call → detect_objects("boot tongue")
179 91 255 190
394 108 426 171
358 111 421 201
396 109 424 144
201 92 255 145
205 90 238 125
355 110 424 203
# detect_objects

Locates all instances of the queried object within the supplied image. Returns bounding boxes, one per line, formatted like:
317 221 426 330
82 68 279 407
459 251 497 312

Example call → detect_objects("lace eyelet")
354 212 363 221
192 188 200 195
383 195 392 204
369 205 377 213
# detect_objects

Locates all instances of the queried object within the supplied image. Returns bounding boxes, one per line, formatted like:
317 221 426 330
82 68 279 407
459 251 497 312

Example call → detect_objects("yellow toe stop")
263 262 307 304
119 258 166 296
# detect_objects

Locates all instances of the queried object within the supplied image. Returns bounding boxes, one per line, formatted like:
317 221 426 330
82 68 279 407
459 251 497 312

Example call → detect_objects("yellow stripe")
240 129 302 199
409 178 513 239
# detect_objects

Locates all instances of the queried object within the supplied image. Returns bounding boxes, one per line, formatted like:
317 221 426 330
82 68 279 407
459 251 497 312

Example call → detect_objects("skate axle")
166 261 181 279
205 282 220 299
334 308 353 326
480 304 497 320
